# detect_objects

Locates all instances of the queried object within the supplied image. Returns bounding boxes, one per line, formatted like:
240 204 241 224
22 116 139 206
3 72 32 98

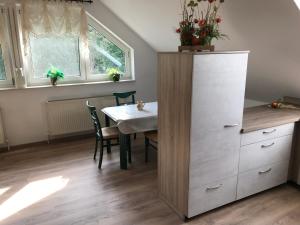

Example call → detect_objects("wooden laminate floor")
0 136 300 225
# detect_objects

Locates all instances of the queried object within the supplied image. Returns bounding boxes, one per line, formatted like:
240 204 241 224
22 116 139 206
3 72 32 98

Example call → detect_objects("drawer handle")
261 142 275 148
263 129 277 134
259 168 272 174
206 184 223 191
224 124 239 128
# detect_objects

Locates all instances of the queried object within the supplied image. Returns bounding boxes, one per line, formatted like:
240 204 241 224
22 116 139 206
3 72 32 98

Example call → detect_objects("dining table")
101 102 158 169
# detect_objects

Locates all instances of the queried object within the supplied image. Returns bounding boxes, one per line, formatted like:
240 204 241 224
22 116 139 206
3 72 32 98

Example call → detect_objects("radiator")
46 95 115 139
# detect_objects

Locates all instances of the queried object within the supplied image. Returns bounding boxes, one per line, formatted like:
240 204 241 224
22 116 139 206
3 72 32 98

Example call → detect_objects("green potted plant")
107 68 122 82
46 66 64 86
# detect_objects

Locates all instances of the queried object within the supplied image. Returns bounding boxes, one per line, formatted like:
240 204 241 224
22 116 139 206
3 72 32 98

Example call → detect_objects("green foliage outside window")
88 25 126 75
0 45 6 80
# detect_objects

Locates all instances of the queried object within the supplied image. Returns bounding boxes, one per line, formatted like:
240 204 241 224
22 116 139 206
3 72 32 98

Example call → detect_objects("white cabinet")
158 52 297 220
238 124 294 200
158 52 249 219
188 53 248 217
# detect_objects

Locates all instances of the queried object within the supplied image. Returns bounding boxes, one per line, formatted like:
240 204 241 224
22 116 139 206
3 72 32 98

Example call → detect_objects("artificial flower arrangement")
107 68 122 82
176 0 227 48
46 66 64 86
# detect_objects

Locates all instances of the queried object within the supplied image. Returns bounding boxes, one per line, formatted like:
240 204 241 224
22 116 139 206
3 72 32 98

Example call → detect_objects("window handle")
15 68 24 77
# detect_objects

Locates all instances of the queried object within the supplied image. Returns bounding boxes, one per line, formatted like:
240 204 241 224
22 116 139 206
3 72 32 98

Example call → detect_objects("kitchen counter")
242 105 300 133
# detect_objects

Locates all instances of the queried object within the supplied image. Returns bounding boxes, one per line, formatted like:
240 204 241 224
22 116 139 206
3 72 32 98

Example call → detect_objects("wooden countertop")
242 105 300 133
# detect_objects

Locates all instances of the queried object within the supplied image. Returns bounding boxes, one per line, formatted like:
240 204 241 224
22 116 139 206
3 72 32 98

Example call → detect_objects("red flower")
198 19 206 27
216 17 222 23
194 18 199 24
208 0 215 3
176 28 181 33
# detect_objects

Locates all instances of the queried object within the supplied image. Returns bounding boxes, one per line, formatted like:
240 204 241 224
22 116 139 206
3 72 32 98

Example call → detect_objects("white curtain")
21 0 88 53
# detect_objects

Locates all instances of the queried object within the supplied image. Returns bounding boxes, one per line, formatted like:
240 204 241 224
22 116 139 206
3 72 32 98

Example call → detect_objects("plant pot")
192 36 201 46
178 45 215 52
111 73 121 82
180 31 193 46
50 77 58 86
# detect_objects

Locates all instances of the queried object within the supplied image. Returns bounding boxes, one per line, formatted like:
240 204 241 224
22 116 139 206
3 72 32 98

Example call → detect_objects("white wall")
101 0 300 103
0 1 157 146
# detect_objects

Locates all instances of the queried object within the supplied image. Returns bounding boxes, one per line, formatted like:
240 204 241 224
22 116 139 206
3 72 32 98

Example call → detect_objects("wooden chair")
144 131 158 162
113 91 136 106
113 91 137 140
86 101 120 169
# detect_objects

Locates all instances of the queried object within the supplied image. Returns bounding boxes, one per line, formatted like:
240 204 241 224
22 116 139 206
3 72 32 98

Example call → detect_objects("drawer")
188 176 237 218
189 153 239 188
239 135 293 173
241 123 294 146
237 161 289 200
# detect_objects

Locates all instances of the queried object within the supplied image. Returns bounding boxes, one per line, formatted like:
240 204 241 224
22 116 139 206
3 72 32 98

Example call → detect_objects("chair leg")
145 137 149 163
128 135 132 164
98 142 104 169
107 140 111 154
94 138 98 160
134 133 137 140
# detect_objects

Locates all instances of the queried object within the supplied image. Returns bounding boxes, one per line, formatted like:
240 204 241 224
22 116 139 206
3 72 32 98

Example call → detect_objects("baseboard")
0 132 95 152
48 130 94 142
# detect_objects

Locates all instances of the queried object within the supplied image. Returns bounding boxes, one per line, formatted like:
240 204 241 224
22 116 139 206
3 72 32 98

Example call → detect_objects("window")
20 11 133 86
0 4 134 88
0 7 14 88
27 34 84 85
88 22 132 80
30 35 81 79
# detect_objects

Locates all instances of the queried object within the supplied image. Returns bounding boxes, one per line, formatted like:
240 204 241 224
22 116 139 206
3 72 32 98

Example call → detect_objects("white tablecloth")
102 102 158 134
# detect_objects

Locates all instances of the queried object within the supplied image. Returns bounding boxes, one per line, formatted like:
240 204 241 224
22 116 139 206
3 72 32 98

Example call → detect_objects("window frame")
86 15 134 82
0 5 15 88
15 7 135 87
25 34 87 86
16 5 89 87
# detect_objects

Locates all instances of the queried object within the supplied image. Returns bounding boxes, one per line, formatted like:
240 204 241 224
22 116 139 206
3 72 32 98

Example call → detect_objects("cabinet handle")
261 142 275 148
206 184 223 191
224 124 239 128
263 129 277 134
259 168 272 174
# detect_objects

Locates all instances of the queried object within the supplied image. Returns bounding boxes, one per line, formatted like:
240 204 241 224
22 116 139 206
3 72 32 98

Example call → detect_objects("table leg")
105 114 110 127
119 132 129 170
105 115 112 154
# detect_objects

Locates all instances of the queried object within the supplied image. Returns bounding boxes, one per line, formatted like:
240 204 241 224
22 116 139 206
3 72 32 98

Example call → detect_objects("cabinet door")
189 53 248 187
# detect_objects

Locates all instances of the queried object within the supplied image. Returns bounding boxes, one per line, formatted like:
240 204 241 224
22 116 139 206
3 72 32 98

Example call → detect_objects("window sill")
0 79 136 92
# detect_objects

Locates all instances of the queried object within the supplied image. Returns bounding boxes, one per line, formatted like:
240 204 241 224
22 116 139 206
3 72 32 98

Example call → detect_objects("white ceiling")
100 0 300 101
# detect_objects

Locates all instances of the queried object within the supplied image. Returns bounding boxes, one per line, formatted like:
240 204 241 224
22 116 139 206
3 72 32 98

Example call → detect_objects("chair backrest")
113 91 136 106
86 101 103 139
